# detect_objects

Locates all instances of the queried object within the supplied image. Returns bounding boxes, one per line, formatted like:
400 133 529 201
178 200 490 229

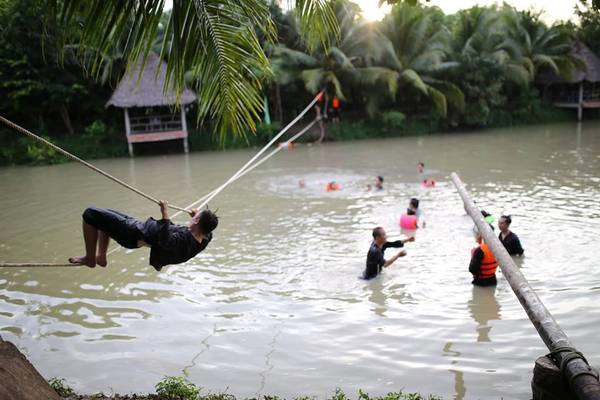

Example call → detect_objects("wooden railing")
552 86 600 104
129 114 182 134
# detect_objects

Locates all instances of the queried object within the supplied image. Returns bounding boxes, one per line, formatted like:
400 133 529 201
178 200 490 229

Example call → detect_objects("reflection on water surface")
1 121 600 398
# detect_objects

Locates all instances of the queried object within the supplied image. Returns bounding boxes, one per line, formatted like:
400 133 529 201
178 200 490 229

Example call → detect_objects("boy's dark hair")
377 175 384 182
500 215 512 225
410 198 419 209
406 208 416 216
418 162 424 167
198 209 219 235
481 210 491 218
372 226 384 239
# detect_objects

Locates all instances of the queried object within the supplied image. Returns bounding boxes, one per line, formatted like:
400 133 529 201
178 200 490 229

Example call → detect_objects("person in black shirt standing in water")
363 227 414 279
69 201 218 271
498 215 524 256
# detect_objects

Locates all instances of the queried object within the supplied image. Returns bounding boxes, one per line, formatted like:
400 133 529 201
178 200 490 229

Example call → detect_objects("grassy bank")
0 104 586 166
50 376 442 400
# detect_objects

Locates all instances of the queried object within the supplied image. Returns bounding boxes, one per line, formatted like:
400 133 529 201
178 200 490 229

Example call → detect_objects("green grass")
54 375 444 400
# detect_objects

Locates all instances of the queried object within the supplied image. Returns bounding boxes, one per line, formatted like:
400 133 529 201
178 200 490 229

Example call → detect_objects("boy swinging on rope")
69 201 218 271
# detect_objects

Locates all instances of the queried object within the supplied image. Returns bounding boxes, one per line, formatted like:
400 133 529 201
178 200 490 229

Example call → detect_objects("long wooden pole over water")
450 172 600 400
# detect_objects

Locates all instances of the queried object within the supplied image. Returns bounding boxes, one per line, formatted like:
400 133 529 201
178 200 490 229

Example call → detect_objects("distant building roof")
106 52 197 108
537 42 600 84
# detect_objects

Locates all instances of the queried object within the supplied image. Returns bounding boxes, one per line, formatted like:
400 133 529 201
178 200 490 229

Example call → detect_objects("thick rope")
106 117 321 257
0 262 82 268
174 91 324 216
1 96 322 267
170 116 321 221
0 115 189 213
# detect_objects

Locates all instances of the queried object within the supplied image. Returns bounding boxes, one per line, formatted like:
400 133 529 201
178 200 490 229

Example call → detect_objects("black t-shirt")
363 240 404 279
499 231 524 256
138 218 212 271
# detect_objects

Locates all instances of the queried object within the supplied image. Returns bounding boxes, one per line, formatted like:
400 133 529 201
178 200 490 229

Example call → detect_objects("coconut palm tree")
446 6 536 126
502 9 582 81
378 4 465 117
449 6 530 87
271 0 399 116
45 0 338 138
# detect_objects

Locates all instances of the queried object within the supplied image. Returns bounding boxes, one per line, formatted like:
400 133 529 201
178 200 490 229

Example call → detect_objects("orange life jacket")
478 242 498 279
332 97 340 109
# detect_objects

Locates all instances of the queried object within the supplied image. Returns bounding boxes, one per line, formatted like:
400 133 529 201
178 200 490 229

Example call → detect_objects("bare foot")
96 254 107 267
68 256 96 268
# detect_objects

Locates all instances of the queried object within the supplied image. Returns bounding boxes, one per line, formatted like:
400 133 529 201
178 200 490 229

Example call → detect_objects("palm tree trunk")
276 83 283 123
60 104 74 135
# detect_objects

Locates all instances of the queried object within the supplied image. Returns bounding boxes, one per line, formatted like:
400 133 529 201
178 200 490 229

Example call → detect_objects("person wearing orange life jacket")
469 225 498 286
330 96 341 123
325 181 341 192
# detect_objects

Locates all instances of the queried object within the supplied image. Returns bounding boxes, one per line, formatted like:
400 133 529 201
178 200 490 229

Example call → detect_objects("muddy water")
1 121 599 399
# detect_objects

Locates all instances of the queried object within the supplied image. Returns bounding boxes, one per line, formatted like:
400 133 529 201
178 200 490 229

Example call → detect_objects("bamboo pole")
450 172 600 400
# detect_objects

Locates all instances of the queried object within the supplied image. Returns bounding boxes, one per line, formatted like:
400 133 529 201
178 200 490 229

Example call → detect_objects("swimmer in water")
363 227 414 279
409 198 426 228
417 162 425 174
326 181 341 192
367 176 384 191
498 215 524 256
469 225 498 287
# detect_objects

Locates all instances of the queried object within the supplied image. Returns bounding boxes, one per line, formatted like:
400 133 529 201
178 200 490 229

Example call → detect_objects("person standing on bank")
498 215 524 256
363 227 414 280
69 201 218 271
469 226 498 286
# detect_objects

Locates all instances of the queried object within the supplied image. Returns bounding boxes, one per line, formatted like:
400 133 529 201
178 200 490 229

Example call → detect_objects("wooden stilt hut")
106 52 197 156
537 42 600 121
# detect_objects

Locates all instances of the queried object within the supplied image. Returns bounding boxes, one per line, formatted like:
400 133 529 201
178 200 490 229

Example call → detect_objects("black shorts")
82 207 142 249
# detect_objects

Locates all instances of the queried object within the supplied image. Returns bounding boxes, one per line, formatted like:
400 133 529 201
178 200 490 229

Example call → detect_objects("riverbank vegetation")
1 0 599 165
51 375 443 400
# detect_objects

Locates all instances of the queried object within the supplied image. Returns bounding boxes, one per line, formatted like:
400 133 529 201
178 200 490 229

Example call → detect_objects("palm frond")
353 67 399 99
46 0 336 139
427 80 465 113
427 85 447 117
301 68 326 94
273 46 319 68
295 0 339 52
502 63 531 86
532 54 560 75
400 69 428 94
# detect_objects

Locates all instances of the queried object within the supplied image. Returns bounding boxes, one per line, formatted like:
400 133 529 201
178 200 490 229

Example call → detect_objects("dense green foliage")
576 0 600 55
0 0 597 165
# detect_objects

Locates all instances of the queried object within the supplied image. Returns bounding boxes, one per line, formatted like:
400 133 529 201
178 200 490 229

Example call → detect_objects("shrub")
23 137 66 164
155 375 200 400
382 111 406 129
48 377 74 397
84 120 108 138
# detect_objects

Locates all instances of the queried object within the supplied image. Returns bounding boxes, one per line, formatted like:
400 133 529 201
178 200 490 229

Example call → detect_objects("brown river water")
1 121 599 399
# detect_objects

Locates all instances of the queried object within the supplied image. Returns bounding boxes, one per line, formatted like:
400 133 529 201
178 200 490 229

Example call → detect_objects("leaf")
400 69 428 94
46 0 336 140
295 0 339 53
427 85 447 117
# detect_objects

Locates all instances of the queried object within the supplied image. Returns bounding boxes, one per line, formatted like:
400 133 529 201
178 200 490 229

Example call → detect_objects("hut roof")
537 42 600 84
106 52 196 108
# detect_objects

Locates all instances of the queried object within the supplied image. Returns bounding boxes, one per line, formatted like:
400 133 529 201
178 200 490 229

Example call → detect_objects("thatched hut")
106 52 197 156
537 42 600 121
